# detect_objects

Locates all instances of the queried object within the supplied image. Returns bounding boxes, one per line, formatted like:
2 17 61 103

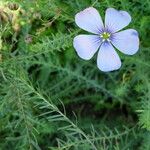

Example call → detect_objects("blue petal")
105 8 131 32
97 42 121 72
75 7 104 34
73 35 101 60
112 29 139 55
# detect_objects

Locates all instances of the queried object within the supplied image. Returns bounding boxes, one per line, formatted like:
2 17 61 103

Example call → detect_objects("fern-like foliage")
0 0 150 149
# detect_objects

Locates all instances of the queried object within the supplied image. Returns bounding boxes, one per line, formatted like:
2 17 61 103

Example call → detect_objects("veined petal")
97 42 121 72
112 29 139 55
73 35 101 60
105 8 131 32
75 7 104 34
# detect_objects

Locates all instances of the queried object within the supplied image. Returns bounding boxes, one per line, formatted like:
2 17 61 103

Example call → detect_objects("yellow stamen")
101 32 111 40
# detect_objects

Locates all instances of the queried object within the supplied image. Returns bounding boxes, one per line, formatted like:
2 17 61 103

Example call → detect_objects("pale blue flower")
73 7 139 72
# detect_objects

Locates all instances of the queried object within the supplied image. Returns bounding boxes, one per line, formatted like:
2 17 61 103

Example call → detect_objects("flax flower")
73 7 139 72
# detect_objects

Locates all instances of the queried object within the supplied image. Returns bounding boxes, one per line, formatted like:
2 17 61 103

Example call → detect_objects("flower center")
100 32 111 41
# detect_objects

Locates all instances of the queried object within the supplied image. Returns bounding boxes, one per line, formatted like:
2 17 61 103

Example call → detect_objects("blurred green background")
0 0 150 149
